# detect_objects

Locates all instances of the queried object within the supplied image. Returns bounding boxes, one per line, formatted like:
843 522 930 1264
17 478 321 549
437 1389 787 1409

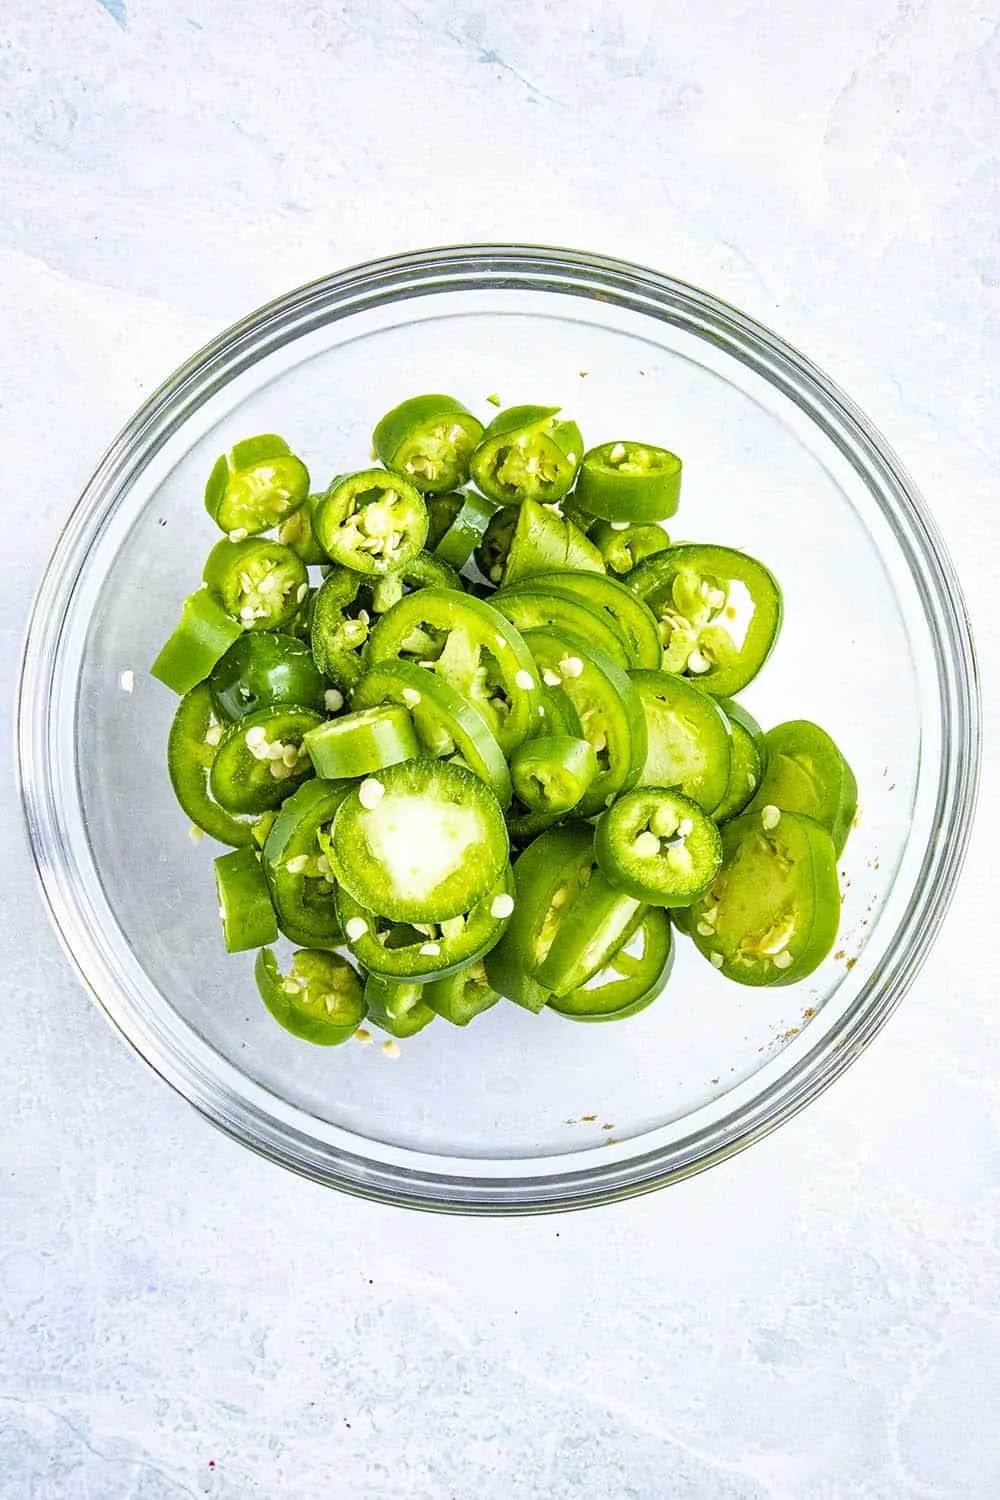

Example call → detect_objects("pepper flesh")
204 434 310 535
255 947 366 1044
337 868 514 981
424 962 500 1026
745 720 857 856
591 520 672 576
261 778 350 948
631 670 732 814
594 787 723 906
510 736 598 816
203 537 308 632
313 469 428 575
574 440 682 523
151 590 243 695
373 394 484 495
214 846 278 952
209 632 327 722
210 704 322 814
469 405 582 506
501 498 604 585
548 907 673 1021
167 683 259 846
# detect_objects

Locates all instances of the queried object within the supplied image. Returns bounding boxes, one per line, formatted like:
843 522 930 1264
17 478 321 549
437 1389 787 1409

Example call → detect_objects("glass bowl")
17 245 980 1213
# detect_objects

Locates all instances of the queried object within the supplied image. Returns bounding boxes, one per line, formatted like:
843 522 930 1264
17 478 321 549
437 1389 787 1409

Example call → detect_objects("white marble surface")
3 1 998 1495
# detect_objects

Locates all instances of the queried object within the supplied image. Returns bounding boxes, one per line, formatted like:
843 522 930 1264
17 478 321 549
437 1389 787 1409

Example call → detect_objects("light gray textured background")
3 1 998 1496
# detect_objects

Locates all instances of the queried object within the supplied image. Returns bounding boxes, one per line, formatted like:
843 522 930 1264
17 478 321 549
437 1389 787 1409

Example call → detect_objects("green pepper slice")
685 808 840 986
483 823 594 1012
574 441 682 523
329 758 509 924
591 521 672 576
549 908 673 1021
166 683 259 846
365 588 542 757
261 778 350 947
210 704 322 814
337 869 514 982
510 736 598 816
469 405 583 506
214 846 278 953
492 588 631 669
255 947 366 1045
520 629 647 817
351 660 512 808
502 569 661 670
208 632 327 722
302 705 419 781
501 498 604 585
745 720 857 856
363 976 436 1039
203 537 309 632
430 491 496 569
631 670 732 814
151 589 243 695
629 544 782 696
372 394 485 495
424 962 500 1027
595 788 723 907
474 504 518 585
313 469 428 575
309 567 370 690
277 493 328 565
535 868 646 997
712 699 765 824
368 548 462 614
204 434 310 537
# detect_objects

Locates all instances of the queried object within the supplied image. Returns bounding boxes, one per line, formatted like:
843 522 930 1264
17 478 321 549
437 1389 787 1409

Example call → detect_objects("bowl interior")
28 255 965 1208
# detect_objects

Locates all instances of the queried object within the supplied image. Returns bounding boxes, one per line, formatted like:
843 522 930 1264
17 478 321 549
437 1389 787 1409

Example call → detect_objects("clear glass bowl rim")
17 243 981 1214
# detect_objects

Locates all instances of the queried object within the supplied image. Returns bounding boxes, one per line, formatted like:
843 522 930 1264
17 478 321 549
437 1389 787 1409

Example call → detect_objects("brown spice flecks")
601 1122 615 1131
846 957 858 970
835 950 846 961
581 1114 597 1122
803 1007 815 1019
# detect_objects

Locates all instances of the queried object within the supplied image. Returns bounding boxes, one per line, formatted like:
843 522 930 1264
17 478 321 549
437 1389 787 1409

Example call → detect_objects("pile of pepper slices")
152 397 856 1045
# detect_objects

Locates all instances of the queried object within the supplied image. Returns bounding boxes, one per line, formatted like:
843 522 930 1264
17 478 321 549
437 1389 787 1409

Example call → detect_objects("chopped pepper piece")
469 405 582 506
204 434 310 536
373 394 484 495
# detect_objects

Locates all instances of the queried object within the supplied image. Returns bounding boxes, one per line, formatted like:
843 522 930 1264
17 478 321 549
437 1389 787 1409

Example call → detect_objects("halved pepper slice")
204 434 310 536
628 543 782 696
261 777 350 947
631 670 732 814
372 394 485 495
351 660 512 808
469 405 582 506
210 704 322 814
368 548 462 614
712 698 766 824
745 720 857 856
365 587 542 756
329 758 509 924
501 498 604 585
302 705 420 781
214 846 278 953
423 962 500 1027
309 567 370 691
430 491 496 569
502 569 661 669
520 629 647 817
208 632 327 722
166 683 259 846
151 589 243 695
363 976 436 1039
277 493 329 565
337 869 514 982
510 736 598 817
203 537 309 631
590 520 672 576
313 469 428 575
534 869 646 996
255 947 366 1045
548 907 673 1022
685 807 841 986
474 504 518 585
574 440 682 523
492 588 631 669
594 788 723 907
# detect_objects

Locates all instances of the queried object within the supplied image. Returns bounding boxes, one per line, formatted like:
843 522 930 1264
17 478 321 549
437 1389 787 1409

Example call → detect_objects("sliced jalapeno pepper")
595 788 723 907
501 498 604 585
210 704 322 814
310 567 370 690
373 394 485 495
151 589 243 696
426 492 464 551
574 440 682 522
430 491 496 569
351 660 512 808
685 807 840 986
745 720 857 855
302 705 420 780
277 493 328 565
203 537 309 631
631 670 732 814
313 469 428 575
535 870 646 996
591 520 672 576
261 778 350 947
474 504 518 585
365 588 542 756
548 907 673 1022
469 405 583 506
166 683 258 846
424 962 500 1027
337 869 514 982
520 629 647 817
214 846 278 953
502 569 661 669
204 434 310 536
329 759 509 923
510 736 598 817
629 544 782 696
208 632 327 722
363 975 436 1039
369 548 462 614
483 823 594 1011
712 699 765 824
255 947 366 1045
492 588 631 669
